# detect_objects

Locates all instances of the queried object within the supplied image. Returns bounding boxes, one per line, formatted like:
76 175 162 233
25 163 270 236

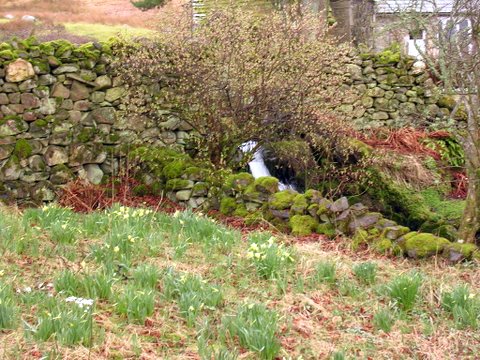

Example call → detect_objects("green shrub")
131 0 167 10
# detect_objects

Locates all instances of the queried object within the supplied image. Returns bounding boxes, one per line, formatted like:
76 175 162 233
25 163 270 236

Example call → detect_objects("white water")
240 141 294 191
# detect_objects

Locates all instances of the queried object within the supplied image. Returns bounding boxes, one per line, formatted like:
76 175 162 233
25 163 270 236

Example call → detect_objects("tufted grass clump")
312 260 337 286
246 233 295 280
441 285 480 329
132 263 161 290
222 303 280 360
54 269 85 296
386 272 422 312
0 284 17 330
162 268 223 327
353 261 377 285
373 307 396 333
26 296 94 346
115 284 156 324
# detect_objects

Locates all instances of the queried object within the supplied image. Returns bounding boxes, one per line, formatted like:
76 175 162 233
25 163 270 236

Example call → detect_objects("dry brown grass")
0 0 188 29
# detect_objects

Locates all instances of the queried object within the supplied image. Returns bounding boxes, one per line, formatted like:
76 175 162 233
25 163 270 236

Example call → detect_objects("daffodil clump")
162 268 224 327
246 236 295 279
111 206 154 220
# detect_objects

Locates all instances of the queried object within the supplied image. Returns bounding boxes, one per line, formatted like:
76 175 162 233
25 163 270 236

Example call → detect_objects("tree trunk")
458 156 480 243
458 101 480 244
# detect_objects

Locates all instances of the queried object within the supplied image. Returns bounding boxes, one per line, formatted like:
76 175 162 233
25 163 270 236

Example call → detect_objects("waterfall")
240 141 295 191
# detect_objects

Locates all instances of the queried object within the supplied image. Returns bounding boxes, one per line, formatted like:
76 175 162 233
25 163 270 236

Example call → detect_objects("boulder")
5 59 35 82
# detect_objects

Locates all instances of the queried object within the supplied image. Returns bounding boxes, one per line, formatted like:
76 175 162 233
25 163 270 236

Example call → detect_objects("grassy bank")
0 204 479 359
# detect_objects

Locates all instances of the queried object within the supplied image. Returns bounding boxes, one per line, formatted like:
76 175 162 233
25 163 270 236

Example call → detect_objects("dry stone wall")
0 39 192 203
339 51 456 130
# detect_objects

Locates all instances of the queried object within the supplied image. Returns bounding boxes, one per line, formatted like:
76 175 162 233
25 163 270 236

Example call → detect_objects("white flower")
113 246 120 253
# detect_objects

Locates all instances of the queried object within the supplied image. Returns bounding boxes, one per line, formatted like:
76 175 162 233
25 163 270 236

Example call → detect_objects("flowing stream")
240 141 295 191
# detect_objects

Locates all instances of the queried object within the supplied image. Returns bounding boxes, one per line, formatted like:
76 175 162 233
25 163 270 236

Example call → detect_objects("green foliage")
26 296 94 346
162 269 223 326
115 284 156 324
421 188 465 222
0 284 17 330
132 263 161 290
131 0 167 10
246 233 295 279
13 139 32 158
116 6 352 167
352 262 377 285
312 260 336 285
222 303 280 360
373 308 396 333
387 272 422 312
442 285 480 329
423 136 465 167
376 43 402 64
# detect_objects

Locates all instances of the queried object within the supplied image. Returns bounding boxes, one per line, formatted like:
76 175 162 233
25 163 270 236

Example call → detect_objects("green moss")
444 243 479 260
254 176 279 194
268 190 297 210
349 138 372 157
375 44 401 65
151 181 163 195
77 128 96 143
31 59 50 73
192 182 209 195
220 197 237 215
33 119 48 127
403 233 451 258
39 42 55 56
225 172 254 191
364 170 441 229
316 223 336 238
289 215 319 236
304 189 322 201
184 166 207 181
437 95 456 110
233 204 249 217
372 238 393 253
291 194 308 214
165 179 192 191
75 43 101 60
14 139 33 158
52 40 74 58
421 188 465 223
0 43 12 51
0 50 18 60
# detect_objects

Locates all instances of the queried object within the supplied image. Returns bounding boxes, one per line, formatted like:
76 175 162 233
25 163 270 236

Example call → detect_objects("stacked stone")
338 53 454 130
0 39 193 202
219 173 479 263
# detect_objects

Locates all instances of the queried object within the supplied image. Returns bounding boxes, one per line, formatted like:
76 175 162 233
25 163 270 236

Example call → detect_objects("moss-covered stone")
13 139 33 158
372 237 393 253
403 233 451 258
220 197 237 215
165 179 194 191
291 194 308 214
317 223 336 237
444 243 479 262
254 176 279 194
268 189 297 210
192 182 209 197
437 95 456 110
304 189 322 203
290 215 319 236
233 204 249 217
184 166 207 181
225 172 255 192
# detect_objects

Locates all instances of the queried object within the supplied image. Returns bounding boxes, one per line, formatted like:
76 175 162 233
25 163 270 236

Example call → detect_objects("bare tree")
385 0 479 243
